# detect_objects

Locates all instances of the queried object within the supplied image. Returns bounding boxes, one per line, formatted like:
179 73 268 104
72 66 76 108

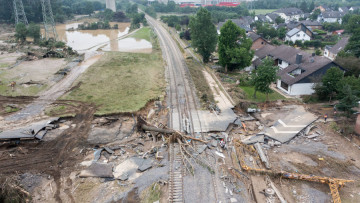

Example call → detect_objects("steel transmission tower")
13 0 28 25
41 0 57 40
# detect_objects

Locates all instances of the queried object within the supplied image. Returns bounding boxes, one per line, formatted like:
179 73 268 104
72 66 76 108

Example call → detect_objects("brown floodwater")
52 22 131 51
101 37 152 53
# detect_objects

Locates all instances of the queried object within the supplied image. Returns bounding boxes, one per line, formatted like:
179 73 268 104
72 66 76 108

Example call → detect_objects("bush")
54 41 66 48
175 24 181 31
271 39 281 45
27 23 41 43
313 29 326 35
315 49 321 56
295 40 303 47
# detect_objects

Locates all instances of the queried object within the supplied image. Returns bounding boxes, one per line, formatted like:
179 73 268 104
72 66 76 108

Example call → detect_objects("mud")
0 102 96 202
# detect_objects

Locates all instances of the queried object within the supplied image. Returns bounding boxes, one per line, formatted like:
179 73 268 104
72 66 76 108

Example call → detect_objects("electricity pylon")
13 0 28 25
41 0 57 40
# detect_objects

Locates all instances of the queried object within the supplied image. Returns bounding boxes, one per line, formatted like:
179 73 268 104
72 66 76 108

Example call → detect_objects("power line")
41 0 57 40
13 0 28 25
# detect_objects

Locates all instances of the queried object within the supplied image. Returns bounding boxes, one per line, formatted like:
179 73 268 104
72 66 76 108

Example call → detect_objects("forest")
0 0 105 24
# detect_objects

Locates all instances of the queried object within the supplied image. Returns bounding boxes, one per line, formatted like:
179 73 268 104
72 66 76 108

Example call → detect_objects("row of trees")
14 23 40 43
189 8 253 70
0 0 105 24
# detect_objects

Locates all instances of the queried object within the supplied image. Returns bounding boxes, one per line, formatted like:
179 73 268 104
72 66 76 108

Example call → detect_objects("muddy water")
101 37 152 53
54 22 130 51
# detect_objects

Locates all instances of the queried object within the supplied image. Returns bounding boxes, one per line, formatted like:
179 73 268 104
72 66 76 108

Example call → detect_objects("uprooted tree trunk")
137 116 213 174
137 116 207 143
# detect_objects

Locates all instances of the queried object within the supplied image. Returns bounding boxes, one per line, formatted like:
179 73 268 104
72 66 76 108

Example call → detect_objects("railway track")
168 143 184 202
145 14 221 202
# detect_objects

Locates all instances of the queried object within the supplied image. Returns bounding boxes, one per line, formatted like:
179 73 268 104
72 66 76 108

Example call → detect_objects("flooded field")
48 21 152 52
101 38 152 53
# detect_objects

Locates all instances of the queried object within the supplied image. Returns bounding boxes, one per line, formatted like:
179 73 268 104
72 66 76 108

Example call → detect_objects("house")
303 13 311 19
324 37 349 60
338 7 349 13
248 33 269 50
217 19 252 34
349 6 360 12
315 5 332 13
317 11 345 24
276 54 344 95
274 8 304 22
298 20 323 30
266 13 280 23
255 14 270 22
253 45 345 95
332 29 345 35
285 28 311 43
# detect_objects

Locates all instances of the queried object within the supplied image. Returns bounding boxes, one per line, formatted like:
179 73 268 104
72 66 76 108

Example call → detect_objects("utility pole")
13 0 28 25
41 0 57 40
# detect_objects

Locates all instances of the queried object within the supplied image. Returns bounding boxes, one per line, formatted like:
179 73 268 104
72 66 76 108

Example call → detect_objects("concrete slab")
113 157 144 180
0 118 58 140
263 106 317 143
79 163 114 178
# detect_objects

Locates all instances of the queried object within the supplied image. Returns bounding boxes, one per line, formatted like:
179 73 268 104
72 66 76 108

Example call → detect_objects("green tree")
251 57 279 100
337 76 360 98
345 28 360 57
167 1 176 12
83 1 94 15
275 16 285 24
300 1 308 12
218 20 253 72
309 1 315 12
27 23 40 43
337 85 359 116
15 23 27 43
175 24 181 31
309 9 321 20
277 27 286 40
345 15 360 33
189 8 217 63
315 67 344 101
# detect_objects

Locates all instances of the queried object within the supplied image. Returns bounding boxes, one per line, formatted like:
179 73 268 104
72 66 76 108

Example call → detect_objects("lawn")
240 86 285 102
62 28 165 115
62 51 165 115
251 9 276 15
131 27 151 41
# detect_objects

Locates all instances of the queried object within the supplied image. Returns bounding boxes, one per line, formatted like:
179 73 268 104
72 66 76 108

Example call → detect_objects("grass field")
62 28 165 115
240 86 285 102
131 27 151 41
251 9 276 15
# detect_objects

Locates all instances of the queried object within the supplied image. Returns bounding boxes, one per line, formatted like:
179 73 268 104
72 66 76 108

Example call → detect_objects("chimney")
310 53 315 63
296 54 302 64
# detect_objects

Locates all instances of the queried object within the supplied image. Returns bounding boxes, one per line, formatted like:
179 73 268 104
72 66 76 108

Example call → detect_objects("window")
303 34 305 37
278 59 282 65
281 81 289 91
261 41 264 44
296 34 300 37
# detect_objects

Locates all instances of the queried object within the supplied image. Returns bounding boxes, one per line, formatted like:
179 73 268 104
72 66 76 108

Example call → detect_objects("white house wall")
285 30 311 43
277 80 315 95
288 83 315 95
